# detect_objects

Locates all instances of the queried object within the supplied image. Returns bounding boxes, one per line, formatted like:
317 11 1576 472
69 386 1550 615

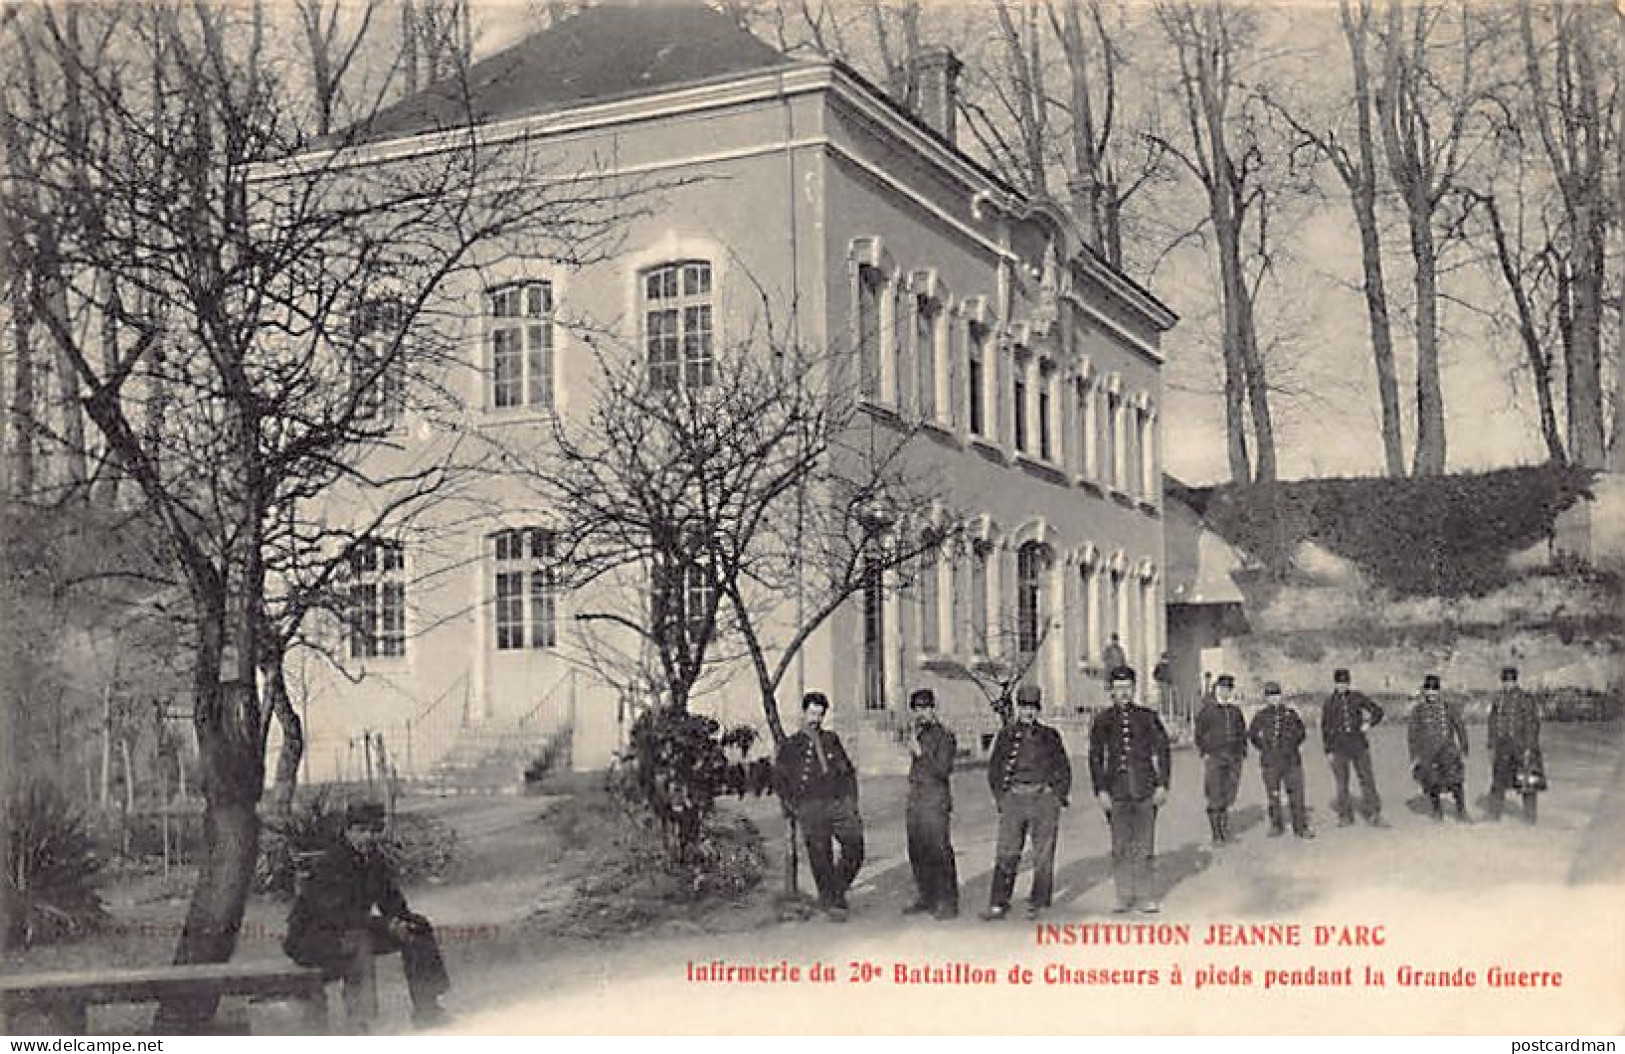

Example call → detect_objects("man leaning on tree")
775 691 865 921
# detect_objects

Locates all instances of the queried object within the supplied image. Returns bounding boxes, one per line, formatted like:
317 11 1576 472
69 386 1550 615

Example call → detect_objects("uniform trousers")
1203 755 1244 812
905 790 958 910
1260 756 1309 833
798 796 865 908
990 788 1060 909
331 916 450 1025
1106 796 1158 907
1330 746 1381 821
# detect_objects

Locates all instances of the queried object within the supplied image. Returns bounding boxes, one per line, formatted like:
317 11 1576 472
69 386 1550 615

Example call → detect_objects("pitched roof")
352 2 794 144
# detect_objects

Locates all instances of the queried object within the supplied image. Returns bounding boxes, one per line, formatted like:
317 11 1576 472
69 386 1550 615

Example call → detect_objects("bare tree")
1375 0 1499 476
1 1 625 1026
293 0 382 138
1516 0 1616 470
1152 0 1278 483
1266 0 1407 477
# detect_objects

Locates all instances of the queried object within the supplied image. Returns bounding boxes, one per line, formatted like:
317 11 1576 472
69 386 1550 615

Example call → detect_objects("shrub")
4 781 111 950
381 811 458 885
615 706 770 862
523 728 573 791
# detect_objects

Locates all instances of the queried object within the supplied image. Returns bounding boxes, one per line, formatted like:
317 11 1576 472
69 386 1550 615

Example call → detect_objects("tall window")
915 296 938 422
1017 542 1049 657
862 553 885 710
1038 369 1053 461
652 558 713 650
488 282 553 410
968 544 989 654
856 265 882 399
967 322 986 437
493 528 557 650
349 538 406 659
918 553 940 653
644 261 713 391
1103 391 1120 488
352 297 405 422
1013 373 1027 454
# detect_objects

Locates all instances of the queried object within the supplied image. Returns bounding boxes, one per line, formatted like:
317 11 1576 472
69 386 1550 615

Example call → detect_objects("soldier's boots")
1267 797 1285 836
1428 793 1444 820
1218 810 1233 843
1522 793 1538 825
1452 788 1470 822
1207 810 1224 845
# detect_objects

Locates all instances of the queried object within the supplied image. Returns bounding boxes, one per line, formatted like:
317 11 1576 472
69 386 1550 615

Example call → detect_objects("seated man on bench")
283 801 450 1030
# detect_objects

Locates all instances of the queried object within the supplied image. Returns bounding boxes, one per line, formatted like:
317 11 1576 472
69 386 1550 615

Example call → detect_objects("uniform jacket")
1321 689 1384 755
775 727 859 805
987 721 1071 803
1088 704 1171 801
284 838 411 971
1407 697 1468 763
1194 701 1248 760
1487 689 1541 755
908 722 957 808
1248 704 1307 765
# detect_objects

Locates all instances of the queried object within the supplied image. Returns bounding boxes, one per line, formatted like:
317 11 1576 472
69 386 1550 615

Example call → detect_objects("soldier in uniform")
981 683 1071 921
902 688 959 919
1488 666 1545 824
1248 681 1314 839
1407 674 1470 821
775 691 865 921
1321 667 1387 827
1194 673 1248 845
283 801 450 1030
1088 666 1171 914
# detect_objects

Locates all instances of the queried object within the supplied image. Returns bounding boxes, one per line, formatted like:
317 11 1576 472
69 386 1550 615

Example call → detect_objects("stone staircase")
412 722 569 795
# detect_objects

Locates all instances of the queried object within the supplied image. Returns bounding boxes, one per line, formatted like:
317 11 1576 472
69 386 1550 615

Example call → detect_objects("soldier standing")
283 801 450 1030
981 684 1071 921
1407 674 1470 821
1488 666 1545 823
1088 666 1172 914
1321 667 1387 827
775 692 865 921
902 688 959 919
1248 682 1314 839
1194 673 1248 845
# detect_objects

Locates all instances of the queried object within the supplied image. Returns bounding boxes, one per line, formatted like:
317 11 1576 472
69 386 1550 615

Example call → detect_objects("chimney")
911 46 962 146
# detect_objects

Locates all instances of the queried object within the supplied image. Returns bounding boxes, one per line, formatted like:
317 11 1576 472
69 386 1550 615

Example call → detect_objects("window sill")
1075 476 1106 497
479 408 558 427
1137 498 1161 518
1109 489 1138 510
1015 453 1069 485
968 436 1007 464
918 419 959 445
859 399 906 427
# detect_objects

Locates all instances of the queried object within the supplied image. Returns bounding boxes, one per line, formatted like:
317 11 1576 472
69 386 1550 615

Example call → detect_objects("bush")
380 811 458 885
523 728 573 791
4 781 111 950
614 706 771 862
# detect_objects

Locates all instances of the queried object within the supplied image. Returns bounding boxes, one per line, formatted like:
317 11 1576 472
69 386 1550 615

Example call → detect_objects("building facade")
291 5 1176 784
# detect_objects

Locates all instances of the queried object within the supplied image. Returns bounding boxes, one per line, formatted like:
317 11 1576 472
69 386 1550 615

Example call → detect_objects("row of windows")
854 261 1159 499
344 529 711 661
349 260 717 425
860 537 1158 710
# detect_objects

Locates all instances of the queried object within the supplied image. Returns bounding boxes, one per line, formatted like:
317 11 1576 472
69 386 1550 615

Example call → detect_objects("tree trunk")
263 654 303 816
1563 213 1607 468
1406 198 1447 475
46 276 88 494
1616 2 1625 472
8 295 37 500
1480 194 1566 463
1214 195 1258 483
1339 0 1405 477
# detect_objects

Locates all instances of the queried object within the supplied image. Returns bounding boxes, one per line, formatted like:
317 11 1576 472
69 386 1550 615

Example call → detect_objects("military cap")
909 688 937 709
1108 664 1137 684
1262 681 1282 697
802 691 830 711
1500 666 1519 683
1422 674 1441 691
1014 683 1042 708
1215 673 1235 688
345 800 386 830
1332 668 1351 684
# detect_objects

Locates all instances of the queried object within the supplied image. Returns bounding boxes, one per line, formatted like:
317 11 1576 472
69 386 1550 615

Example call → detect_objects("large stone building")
294 4 1176 785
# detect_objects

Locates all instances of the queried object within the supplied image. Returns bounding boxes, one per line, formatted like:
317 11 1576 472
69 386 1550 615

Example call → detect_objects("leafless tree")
1151 0 1279 483
0 1 626 1026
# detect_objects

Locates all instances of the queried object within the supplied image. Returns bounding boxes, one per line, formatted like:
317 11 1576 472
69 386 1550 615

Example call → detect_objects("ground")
6 719 1623 1035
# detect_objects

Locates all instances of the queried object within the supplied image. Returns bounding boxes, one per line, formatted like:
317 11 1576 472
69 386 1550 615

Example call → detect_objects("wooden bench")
0 962 327 1035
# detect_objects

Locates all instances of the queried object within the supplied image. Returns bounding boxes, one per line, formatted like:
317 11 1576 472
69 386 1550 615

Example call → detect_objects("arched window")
1017 541 1052 656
